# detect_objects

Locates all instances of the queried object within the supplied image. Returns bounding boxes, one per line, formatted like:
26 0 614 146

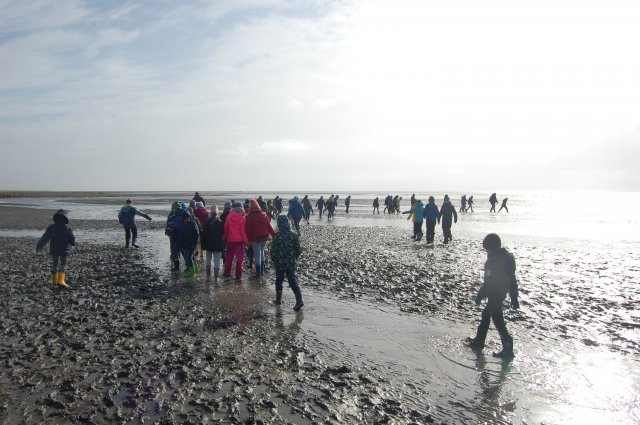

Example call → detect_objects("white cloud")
260 140 311 153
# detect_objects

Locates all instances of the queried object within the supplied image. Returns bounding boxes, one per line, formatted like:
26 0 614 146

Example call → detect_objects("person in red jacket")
245 199 276 279
223 202 249 280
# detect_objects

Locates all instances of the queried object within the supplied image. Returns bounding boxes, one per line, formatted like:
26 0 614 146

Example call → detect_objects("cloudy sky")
1 0 639 192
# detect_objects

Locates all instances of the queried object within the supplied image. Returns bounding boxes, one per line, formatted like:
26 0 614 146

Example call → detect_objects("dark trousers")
170 236 181 261
442 224 452 242
275 269 303 304
475 296 513 347
181 247 194 268
413 221 423 240
124 226 138 247
426 220 436 243
51 255 68 273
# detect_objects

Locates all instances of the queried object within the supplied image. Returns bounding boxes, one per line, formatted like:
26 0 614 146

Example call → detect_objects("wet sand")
1 205 639 424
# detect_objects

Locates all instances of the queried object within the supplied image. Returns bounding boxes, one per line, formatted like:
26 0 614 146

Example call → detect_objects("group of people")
35 191 520 357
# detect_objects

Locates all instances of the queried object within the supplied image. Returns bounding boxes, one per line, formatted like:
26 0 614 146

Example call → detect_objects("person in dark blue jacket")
176 212 200 277
423 196 440 245
118 198 152 248
287 196 305 235
36 209 76 288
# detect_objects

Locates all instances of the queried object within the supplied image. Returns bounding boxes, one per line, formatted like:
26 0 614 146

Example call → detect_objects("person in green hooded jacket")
270 215 304 311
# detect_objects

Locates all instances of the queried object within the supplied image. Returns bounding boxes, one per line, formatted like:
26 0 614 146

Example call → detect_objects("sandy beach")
1 199 639 424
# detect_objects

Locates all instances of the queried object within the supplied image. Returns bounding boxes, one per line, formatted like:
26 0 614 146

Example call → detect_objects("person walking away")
201 206 224 282
489 193 498 212
36 209 76 288
271 215 304 311
345 195 352 214
410 194 416 208
165 201 185 271
460 195 467 213
467 233 519 358
246 199 276 279
423 196 439 244
176 212 199 278
118 198 152 248
287 196 305 235
193 201 210 259
301 195 313 223
372 197 380 214
394 196 402 213
403 200 425 240
499 197 509 213
257 196 268 212
315 196 325 219
326 195 336 220
274 196 283 215
438 195 458 244
192 192 206 207
466 196 474 212
223 202 248 280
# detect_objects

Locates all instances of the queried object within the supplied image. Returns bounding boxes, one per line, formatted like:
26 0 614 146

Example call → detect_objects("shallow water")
2 193 640 423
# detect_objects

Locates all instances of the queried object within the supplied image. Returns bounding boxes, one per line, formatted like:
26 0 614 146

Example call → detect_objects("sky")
1 0 639 192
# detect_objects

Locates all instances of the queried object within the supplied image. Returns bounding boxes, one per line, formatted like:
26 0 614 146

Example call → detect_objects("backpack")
118 210 124 224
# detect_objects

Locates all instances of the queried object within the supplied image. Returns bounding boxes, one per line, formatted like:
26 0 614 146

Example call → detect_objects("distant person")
271 215 304 311
403 200 425 241
301 195 313 223
223 202 249 280
177 211 200 277
246 199 276 279
467 233 519 358
410 194 416 208
274 196 283 215
315 196 325 218
287 196 305 235
372 197 380 214
383 195 392 214
257 195 268 212
438 195 458 244
201 206 224 282
460 195 467 213
118 198 152 248
345 195 352 214
192 192 206 207
489 193 498 212
499 197 509 213
394 195 402 213
165 201 185 271
326 195 336 220
36 209 76 288
423 196 439 245
466 196 474 212
220 201 232 224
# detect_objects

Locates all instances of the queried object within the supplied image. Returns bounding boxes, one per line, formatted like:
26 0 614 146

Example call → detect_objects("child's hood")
53 209 69 224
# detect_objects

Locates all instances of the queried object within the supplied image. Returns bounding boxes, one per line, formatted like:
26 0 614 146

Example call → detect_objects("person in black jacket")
201 206 225 282
36 209 76 288
438 195 458 244
176 212 200 278
467 233 520 358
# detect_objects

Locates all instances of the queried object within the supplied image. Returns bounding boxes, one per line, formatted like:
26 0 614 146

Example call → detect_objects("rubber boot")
173 260 180 271
206 266 211 281
56 272 69 288
466 336 484 349
184 265 195 278
253 264 261 280
213 268 219 282
273 290 282 306
493 337 514 358
193 261 199 273
292 287 304 311
51 273 57 285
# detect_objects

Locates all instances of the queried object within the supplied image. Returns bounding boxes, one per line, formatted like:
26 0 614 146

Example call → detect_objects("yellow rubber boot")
56 272 69 288
51 273 57 285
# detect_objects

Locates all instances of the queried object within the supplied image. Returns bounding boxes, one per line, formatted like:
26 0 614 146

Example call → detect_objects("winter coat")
438 202 457 226
193 207 210 229
423 202 439 221
176 220 199 249
223 210 248 244
201 217 225 252
245 211 275 243
287 198 304 221
37 210 76 256
402 201 424 223
270 216 301 271
476 248 519 301
192 194 206 206
118 205 151 229
165 210 183 236
315 198 325 209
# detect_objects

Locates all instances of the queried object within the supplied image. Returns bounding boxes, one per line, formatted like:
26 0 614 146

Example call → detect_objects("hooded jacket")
201 215 225 252
402 201 424 223
423 201 439 221
287 197 304 221
270 215 301 270
176 217 199 249
438 201 457 226
37 210 76 256
118 204 151 229
245 201 275 243
224 210 248 244
193 204 210 229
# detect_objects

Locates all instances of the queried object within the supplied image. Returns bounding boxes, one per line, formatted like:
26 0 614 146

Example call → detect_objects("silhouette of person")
423 196 439 244
438 195 458 244
466 195 474 212
372 197 380 214
498 197 509 213
383 195 392 214
410 194 416 208
460 195 467 213
467 233 519 358
345 195 351 214
489 193 498 213
315 196 325 218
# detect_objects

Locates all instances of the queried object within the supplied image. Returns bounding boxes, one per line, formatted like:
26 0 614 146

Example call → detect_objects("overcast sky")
1 0 639 192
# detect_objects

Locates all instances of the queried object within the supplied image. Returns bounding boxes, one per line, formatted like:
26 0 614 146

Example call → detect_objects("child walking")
118 198 152 248
36 209 76 288
270 215 304 311
176 212 200 278
201 206 224 282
